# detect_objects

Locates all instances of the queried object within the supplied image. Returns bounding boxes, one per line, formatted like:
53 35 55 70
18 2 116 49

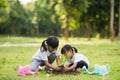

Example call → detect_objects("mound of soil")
52 65 80 75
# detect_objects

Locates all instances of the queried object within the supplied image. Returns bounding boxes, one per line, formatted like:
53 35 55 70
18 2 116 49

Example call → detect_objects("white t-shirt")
32 48 60 61
66 53 90 66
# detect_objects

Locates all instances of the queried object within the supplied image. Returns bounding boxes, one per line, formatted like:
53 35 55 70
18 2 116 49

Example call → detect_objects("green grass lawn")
0 36 120 80
0 35 110 44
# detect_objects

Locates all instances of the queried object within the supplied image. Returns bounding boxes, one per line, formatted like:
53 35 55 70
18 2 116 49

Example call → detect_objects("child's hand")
54 65 64 71
63 67 67 72
56 67 62 71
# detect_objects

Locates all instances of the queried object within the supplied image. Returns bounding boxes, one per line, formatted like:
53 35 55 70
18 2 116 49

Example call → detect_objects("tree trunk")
100 29 105 38
11 21 16 36
84 23 92 41
110 0 115 42
64 14 70 41
35 24 40 37
118 0 120 40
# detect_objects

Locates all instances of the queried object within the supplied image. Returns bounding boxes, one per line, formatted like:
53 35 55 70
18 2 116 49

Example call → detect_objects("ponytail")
72 47 78 53
61 44 78 54
40 36 59 52
40 40 47 52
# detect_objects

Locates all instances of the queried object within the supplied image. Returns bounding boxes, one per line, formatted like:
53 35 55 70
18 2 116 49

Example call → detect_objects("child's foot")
16 65 20 70
45 66 49 71
38 66 42 70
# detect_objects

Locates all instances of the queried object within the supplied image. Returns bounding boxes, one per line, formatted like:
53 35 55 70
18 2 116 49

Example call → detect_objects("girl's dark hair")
61 44 78 54
40 36 59 52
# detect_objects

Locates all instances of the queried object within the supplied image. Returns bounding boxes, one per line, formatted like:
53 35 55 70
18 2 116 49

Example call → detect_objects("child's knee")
30 66 38 72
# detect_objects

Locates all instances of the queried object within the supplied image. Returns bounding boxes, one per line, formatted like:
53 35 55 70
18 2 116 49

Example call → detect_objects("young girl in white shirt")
30 36 61 72
61 44 90 72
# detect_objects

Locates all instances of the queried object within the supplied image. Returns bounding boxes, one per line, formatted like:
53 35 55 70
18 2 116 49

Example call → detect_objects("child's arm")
44 60 58 70
63 62 78 72
56 55 61 66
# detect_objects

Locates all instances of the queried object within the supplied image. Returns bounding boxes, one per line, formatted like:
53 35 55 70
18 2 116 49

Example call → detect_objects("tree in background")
32 1 40 37
118 0 120 40
80 0 119 41
81 0 110 39
55 0 89 40
9 0 32 36
0 0 9 34
0 0 34 36
33 0 61 37
0 0 119 41
110 0 115 42
0 0 9 16
23 3 35 36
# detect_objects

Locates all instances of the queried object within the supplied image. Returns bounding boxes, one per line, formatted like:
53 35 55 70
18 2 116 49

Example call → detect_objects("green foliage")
0 0 35 36
9 0 34 35
0 0 8 8
32 0 61 36
0 0 119 38
81 0 119 38
0 0 9 22
55 0 90 31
